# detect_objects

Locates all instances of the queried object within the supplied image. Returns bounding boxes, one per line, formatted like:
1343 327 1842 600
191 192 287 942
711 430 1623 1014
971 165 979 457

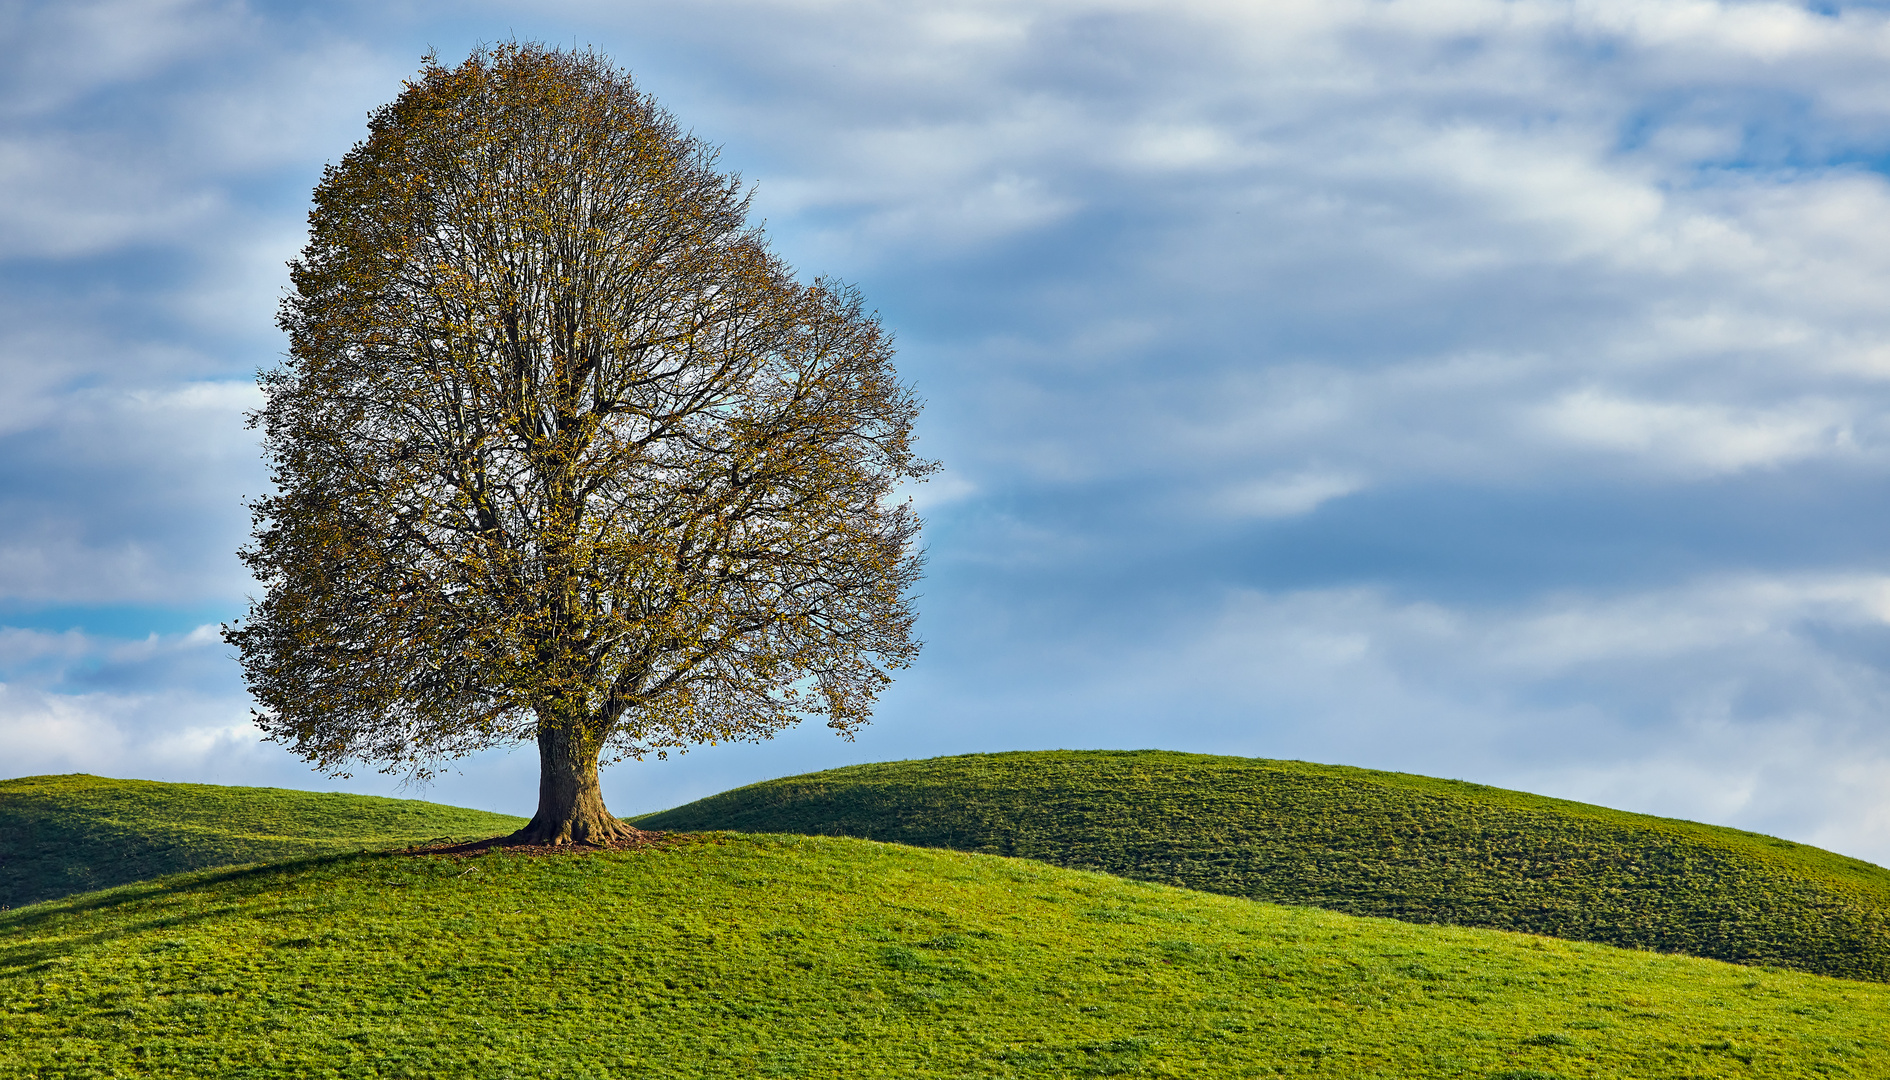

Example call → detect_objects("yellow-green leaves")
232 44 930 787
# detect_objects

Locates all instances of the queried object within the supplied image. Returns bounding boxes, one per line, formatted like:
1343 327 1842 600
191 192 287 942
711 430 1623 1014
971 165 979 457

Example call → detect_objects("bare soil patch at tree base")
398 829 699 859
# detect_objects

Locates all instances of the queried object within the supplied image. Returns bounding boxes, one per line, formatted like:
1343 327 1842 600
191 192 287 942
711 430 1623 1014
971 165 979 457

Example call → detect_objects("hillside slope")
637 750 1890 982
0 773 525 909
4 835 1888 1077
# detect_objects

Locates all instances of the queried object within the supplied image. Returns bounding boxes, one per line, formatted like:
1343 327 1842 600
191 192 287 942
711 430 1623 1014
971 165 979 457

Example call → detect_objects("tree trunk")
509 722 636 845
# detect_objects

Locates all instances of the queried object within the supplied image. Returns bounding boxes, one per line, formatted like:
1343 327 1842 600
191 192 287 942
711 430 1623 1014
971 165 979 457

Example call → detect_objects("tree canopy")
227 44 932 844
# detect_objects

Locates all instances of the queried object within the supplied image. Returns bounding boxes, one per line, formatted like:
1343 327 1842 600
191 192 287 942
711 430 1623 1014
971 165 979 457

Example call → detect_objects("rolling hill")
0 773 525 910
4 834 1888 1078
636 750 1890 982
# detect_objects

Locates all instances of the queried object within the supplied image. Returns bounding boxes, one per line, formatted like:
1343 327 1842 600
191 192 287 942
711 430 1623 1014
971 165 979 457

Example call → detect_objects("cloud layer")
7 0 1890 862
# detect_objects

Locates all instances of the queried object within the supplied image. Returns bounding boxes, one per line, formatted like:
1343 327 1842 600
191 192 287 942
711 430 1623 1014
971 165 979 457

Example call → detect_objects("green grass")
5 833 1889 1078
636 750 1890 982
0 774 525 910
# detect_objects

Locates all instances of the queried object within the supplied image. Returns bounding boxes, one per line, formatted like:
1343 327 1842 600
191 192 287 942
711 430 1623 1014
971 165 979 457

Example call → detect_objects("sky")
8 0 1890 863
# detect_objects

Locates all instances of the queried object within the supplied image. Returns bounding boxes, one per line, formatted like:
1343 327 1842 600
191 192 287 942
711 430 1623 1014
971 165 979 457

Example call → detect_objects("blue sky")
9 0 1890 862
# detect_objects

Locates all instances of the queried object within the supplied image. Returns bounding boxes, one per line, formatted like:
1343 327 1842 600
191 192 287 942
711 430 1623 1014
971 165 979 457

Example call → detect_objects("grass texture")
4 834 1889 1078
637 750 1890 982
0 774 525 910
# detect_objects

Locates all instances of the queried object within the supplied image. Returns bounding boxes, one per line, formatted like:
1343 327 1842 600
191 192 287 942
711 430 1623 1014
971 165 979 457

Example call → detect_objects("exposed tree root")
398 828 693 859
504 810 643 847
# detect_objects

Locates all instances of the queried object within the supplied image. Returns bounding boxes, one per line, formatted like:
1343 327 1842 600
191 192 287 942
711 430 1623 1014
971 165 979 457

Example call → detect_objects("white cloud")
653 0 1890 504
0 622 259 781
0 0 247 118
1117 123 1242 173
123 380 265 414
0 135 228 258
899 470 979 511
1535 389 1855 475
0 622 538 813
1214 470 1365 518
0 682 261 778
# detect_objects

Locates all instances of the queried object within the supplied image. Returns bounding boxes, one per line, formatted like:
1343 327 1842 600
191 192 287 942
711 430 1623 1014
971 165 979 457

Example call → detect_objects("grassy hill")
4 834 1889 1078
636 750 1890 983
0 774 525 910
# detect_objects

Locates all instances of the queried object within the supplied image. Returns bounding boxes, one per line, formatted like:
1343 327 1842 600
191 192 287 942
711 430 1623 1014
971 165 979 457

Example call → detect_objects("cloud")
1214 471 1366 519
0 622 547 809
634 0 1890 515
900 470 979 511
0 682 261 778
0 621 267 781
1536 389 1856 476
0 380 263 604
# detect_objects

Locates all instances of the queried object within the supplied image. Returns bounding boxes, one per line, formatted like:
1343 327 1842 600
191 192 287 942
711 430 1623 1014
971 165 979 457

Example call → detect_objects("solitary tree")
227 44 931 845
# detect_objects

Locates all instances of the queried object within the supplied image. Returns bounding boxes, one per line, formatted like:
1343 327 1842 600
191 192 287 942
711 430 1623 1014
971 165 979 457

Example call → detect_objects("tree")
226 44 932 845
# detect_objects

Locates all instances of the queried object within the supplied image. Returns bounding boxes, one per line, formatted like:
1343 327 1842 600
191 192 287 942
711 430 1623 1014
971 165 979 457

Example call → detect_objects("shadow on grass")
0 851 388 973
